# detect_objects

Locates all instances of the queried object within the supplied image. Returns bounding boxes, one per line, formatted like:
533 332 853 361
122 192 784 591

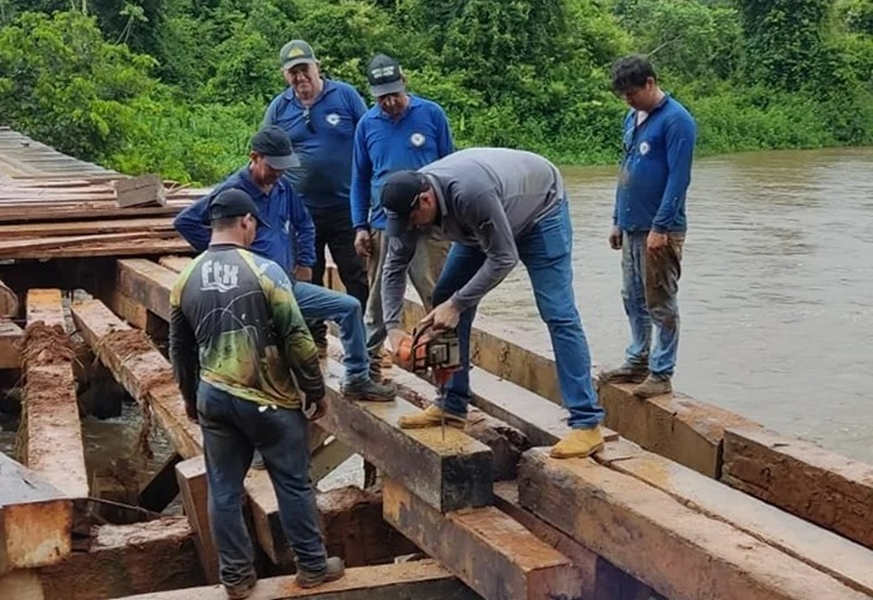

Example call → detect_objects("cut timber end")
0 319 23 369
382 477 584 600
117 258 180 321
321 359 493 512
517 448 871 600
722 426 873 550
21 289 88 500
0 453 72 574
104 559 478 600
113 174 167 208
0 279 19 319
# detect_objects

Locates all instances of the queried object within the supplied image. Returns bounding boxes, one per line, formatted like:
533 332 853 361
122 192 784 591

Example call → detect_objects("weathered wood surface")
0 319 22 367
0 280 18 318
382 478 584 600
0 452 72 574
175 456 220 585
113 174 167 208
116 258 182 322
21 289 89 499
0 570 44 600
722 426 873 550
518 449 870 600
107 560 479 600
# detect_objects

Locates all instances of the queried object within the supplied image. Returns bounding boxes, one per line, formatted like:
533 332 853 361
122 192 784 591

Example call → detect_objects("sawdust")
19 322 76 369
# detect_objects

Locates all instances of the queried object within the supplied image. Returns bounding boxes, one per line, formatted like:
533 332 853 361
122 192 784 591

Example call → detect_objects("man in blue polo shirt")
350 53 454 381
599 55 697 399
263 39 370 360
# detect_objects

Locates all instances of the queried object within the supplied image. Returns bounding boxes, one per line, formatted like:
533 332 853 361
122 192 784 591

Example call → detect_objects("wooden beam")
105 560 478 600
518 448 870 600
0 452 72 574
382 477 584 600
597 439 873 595
112 174 167 208
20 289 89 499
0 319 22 368
116 258 179 321
0 570 44 600
0 280 18 318
310 438 355 483
156 255 193 274
722 426 873 551
175 456 220 585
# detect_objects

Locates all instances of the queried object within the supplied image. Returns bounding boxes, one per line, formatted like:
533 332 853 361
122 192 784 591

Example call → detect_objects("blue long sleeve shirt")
263 78 367 216
350 95 454 230
613 95 697 233
172 166 316 274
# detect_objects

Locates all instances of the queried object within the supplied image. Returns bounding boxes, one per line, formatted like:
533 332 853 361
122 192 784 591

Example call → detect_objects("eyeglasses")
303 108 316 133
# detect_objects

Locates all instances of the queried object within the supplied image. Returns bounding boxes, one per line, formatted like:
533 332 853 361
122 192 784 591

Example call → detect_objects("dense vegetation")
0 0 871 184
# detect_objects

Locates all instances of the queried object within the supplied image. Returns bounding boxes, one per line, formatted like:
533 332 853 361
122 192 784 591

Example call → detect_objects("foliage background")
0 0 871 184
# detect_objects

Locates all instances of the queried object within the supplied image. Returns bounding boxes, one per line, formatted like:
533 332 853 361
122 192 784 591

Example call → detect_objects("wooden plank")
116 258 182 322
157 255 193 273
597 439 873 596
321 359 493 512
382 477 584 600
0 319 22 368
722 426 873 550
175 456 220 585
0 238 192 260
518 448 870 600
0 452 72 574
106 560 478 600
113 174 167 208
0 217 175 239
20 289 89 499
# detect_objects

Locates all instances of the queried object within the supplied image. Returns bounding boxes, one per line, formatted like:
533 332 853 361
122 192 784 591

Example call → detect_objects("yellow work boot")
550 426 605 459
397 405 466 429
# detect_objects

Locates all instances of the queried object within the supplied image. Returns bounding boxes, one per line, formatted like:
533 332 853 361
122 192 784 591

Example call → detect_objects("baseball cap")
250 125 300 171
208 189 269 228
280 39 317 70
381 170 428 236
367 53 405 97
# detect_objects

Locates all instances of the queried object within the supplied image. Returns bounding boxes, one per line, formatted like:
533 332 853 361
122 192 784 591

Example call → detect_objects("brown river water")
1 146 871 484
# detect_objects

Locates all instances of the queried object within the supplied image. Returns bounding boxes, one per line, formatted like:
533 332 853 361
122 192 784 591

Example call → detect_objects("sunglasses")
303 108 316 133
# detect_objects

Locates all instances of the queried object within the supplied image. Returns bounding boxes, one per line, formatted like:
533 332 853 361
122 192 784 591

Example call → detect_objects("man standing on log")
169 188 345 598
351 53 454 382
381 148 607 459
599 55 697 399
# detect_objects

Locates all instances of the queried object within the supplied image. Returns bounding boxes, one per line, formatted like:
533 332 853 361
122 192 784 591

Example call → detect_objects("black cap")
251 125 300 171
367 53 404 97
381 170 428 236
208 189 269 228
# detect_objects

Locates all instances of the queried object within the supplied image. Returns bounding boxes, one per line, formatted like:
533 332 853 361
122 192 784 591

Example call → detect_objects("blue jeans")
621 231 685 377
292 281 369 383
434 200 604 429
197 383 326 589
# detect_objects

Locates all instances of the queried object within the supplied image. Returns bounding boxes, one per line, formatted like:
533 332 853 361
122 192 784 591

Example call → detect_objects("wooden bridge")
1 127 872 600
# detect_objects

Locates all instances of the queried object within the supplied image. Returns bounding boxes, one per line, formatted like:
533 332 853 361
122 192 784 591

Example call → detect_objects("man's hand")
302 395 326 421
646 231 668 253
609 227 622 250
294 265 313 282
387 328 413 368
422 299 461 331
354 229 371 258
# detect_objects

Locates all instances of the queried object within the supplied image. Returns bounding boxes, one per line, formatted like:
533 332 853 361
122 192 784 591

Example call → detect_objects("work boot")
549 426 605 459
598 362 649 384
397 404 467 429
368 353 382 383
341 378 396 402
296 556 345 589
632 374 672 399
224 575 257 599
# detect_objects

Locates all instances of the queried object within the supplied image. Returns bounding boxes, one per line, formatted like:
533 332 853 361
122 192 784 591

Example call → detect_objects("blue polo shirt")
350 95 454 230
263 79 367 216
172 167 316 274
613 95 697 233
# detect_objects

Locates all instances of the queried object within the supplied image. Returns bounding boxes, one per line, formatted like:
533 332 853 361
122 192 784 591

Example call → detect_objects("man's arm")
350 120 373 230
173 192 215 253
168 284 199 420
262 94 282 127
382 231 418 331
288 185 316 269
347 87 368 126
652 113 697 233
450 192 518 312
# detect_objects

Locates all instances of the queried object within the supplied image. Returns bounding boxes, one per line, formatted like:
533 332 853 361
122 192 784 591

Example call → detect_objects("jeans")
308 208 369 348
621 231 685 377
292 281 369 384
197 383 326 589
365 229 450 360
434 200 604 429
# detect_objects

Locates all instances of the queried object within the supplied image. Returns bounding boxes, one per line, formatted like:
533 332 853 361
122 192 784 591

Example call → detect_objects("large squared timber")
21 288 89 499
0 318 22 369
382 477 584 600
518 448 870 600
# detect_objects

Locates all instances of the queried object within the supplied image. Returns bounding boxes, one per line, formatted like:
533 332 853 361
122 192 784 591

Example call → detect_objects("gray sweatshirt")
382 147 565 330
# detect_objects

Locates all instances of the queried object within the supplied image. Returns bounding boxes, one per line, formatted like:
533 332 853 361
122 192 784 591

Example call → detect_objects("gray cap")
280 39 317 70
367 53 405 97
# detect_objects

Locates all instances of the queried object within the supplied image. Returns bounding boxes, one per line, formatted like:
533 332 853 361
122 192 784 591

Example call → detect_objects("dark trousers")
308 207 369 347
197 383 326 589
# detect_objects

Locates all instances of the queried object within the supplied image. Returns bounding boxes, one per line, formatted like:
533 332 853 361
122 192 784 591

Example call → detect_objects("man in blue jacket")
173 125 395 406
350 53 453 381
600 55 697 399
263 39 370 359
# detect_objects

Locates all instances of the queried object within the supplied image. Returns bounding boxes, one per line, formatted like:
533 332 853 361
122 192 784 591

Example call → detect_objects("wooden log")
518 448 870 600
597 439 873 596
0 318 22 368
722 426 873 550
113 174 167 208
382 477 584 600
175 456 220 584
20 289 89 499
38 516 204 600
105 559 478 600
0 452 72 574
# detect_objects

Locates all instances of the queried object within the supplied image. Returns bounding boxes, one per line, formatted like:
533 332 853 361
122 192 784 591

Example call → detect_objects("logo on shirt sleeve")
326 113 341 127
410 132 426 147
